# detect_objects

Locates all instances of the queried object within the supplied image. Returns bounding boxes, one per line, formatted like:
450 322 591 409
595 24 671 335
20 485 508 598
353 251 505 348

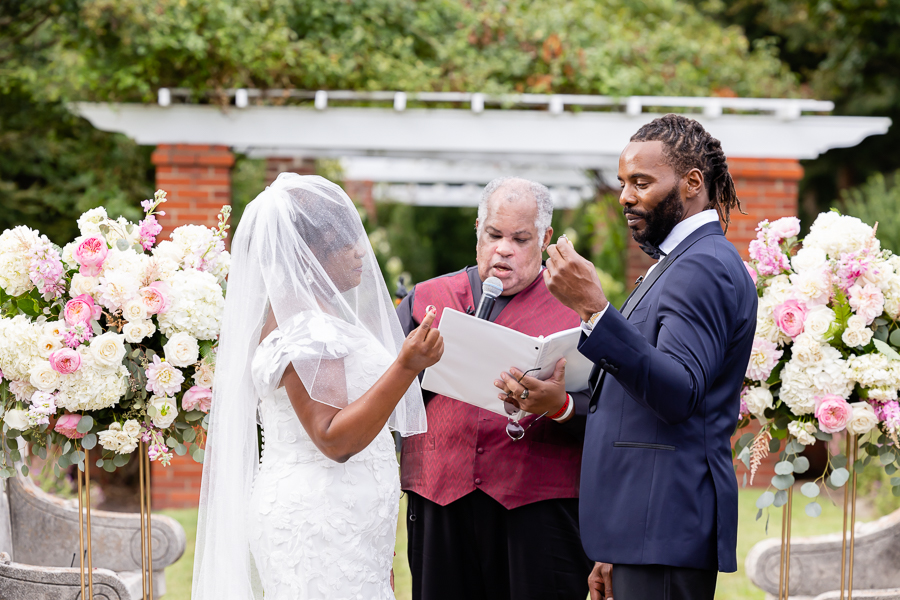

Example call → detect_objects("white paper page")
534 329 593 391
421 309 540 417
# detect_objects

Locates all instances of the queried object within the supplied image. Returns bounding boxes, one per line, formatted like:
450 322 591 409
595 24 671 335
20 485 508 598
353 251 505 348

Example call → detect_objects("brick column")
149 144 234 508
151 144 235 240
624 157 803 287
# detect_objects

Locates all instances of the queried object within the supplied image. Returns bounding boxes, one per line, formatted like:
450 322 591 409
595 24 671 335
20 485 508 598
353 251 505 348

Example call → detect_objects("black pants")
612 563 718 600
406 489 593 600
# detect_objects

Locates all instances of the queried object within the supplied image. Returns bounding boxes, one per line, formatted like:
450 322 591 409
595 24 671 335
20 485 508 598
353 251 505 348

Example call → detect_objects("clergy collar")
658 210 720 257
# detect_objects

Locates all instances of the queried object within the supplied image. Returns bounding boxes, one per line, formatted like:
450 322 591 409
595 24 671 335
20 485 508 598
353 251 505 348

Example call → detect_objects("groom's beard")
625 185 685 248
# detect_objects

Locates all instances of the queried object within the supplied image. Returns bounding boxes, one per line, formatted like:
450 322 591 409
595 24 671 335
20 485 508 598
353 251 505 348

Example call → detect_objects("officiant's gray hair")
477 177 553 238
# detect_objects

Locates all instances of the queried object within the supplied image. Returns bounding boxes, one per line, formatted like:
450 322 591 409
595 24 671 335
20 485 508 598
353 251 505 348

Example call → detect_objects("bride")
191 174 443 600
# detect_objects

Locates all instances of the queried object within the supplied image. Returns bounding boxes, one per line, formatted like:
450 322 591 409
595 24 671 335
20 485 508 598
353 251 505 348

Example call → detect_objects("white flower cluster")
0 226 40 297
168 225 230 283
55 336 130 412
77 207 109 237
779 341 852 415
755 275 793 346
845 353 900 393
803 211 879 257
157 269 225 340
0 316 43 381
97 248 148 311
98 420 142 454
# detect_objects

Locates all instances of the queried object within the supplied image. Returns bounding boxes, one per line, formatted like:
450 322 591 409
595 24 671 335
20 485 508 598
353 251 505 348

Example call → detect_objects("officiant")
396 177 594 600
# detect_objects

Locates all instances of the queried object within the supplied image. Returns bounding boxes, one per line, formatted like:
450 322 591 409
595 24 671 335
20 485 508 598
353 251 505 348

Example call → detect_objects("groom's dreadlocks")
631 114 744 232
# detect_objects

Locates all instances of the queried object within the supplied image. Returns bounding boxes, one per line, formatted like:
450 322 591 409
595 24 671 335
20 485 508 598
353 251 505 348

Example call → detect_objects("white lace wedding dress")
247 312 400 600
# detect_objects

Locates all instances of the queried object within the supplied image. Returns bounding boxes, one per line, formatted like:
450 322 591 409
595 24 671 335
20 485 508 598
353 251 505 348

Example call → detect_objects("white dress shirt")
581 209 720 335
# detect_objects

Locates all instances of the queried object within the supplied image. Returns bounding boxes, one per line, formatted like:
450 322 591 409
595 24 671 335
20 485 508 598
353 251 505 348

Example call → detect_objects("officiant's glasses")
504 367 548 441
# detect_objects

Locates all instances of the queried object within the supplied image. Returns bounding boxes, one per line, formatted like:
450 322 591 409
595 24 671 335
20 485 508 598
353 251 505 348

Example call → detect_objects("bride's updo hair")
286 185 364 264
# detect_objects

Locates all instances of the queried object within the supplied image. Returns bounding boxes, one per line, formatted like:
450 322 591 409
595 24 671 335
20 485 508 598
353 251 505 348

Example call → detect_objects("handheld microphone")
474 277 504 320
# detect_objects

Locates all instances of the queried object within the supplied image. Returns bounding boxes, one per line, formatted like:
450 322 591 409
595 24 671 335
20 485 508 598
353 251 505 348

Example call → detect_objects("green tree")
841 170 900 255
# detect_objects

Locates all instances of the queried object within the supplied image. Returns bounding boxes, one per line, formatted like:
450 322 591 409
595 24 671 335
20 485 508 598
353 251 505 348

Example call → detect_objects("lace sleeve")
251 312 364 399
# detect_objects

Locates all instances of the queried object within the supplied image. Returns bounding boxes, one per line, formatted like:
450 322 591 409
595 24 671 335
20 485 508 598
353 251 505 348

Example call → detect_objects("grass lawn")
160 488 861 600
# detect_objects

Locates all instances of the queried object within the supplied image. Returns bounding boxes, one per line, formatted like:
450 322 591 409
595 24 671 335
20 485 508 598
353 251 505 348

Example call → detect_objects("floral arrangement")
0 190 229 478
735 211 900 518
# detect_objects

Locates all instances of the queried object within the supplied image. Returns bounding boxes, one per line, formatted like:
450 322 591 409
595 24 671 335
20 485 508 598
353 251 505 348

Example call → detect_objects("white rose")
193 363 215 388
846 314 868 331
791 246 827 273
788 421 817 446
842 326 873 348
123 320 156 344
163 332 199 368
98 423 122 452
36 335 63 359
744 386 774 418
42 320 67 339
123 419 141 437
846 402 879 436
29 362 60 392
89 332 126 372
114 430 138 454
70 274 99 298
804 306 836 341
149 395 178 429
792 334 825 367
4 408 30 431
122 299 148 322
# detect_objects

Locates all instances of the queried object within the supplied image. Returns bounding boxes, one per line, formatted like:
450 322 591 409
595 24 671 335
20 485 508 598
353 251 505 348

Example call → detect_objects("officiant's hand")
494 358 568 419
398 306 444 374
544 236 609 323
589 562 613 600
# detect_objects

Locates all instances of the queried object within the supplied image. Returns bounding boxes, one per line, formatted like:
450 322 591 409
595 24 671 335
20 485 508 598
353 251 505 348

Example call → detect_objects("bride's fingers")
418 306 437 333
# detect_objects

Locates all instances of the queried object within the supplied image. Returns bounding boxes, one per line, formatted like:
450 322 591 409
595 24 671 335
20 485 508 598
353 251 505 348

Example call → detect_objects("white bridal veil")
191 174 426 599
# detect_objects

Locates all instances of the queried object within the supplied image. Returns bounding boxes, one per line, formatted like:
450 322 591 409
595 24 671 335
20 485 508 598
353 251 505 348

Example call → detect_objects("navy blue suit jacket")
578 222 757 572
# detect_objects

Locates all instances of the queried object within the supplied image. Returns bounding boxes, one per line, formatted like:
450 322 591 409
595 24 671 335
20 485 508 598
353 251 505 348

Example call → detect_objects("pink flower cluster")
74 237 108 277
63 323 93 348
54 413 84 439
814 394 853 433
848 283 885 325
138 215 163 251
748 218 798 277
28 391 56 426
875 400 900 430
739 386 750 418
835 249 877 293
27 236 64 299
774 298 807 338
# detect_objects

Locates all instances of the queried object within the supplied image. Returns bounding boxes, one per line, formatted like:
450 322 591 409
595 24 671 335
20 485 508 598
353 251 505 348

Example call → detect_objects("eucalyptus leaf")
866 442 879 456
801 481 821 498
769 438 781 453
891 328 900 347
81 433 96 450
21 464 28 477
102 461 115 472
166 436 177 448
9 449 20 463
76 416 94 434
814 430 833 441
755 491 775 508
881 452 896 466
96 459 104 468
773 489 788 508
775 461 794 475
175 443 187 456
792 456 810 474
116 239 129 251
772 474 795 490
185 410 204 422
58 454 70 469
832 454 848 469
183 428 197 443
192 447 205 463
738 446 751 469
874 339 900 361
63 441 72 454
756 508 763 521
875 326 889 342
785 440 805 455
805 501 822 518
875 317 889 327
894 486 900 497
71 451 85 464
742 473 747 488
831 467 851 487
53 462 60 478
113 454 129 467
887 463 898 475
892 476 900 486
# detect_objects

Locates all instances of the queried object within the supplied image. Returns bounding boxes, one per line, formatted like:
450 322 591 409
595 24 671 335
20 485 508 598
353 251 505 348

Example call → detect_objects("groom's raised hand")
543 236 609 323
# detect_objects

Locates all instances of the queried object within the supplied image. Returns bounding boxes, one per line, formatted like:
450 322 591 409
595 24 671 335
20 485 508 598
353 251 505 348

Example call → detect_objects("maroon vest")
400 270 584 509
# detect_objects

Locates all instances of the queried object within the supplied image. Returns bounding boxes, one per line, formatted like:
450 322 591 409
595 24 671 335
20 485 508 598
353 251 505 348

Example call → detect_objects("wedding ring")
520 389 530 400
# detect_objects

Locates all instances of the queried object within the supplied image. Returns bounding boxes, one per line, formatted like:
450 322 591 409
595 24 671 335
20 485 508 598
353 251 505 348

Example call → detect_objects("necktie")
638 241 668 260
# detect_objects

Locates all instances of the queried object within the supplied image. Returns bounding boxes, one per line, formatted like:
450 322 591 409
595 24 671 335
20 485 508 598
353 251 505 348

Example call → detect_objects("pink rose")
182 386 212 412
769 217 801 240
74 237 109 277
848 283 885 325
814 394 853 434
774 299 807 338
744 261 758 285
54 413 85 440
64 294 101 326
49 348 82 374
140 281 170 315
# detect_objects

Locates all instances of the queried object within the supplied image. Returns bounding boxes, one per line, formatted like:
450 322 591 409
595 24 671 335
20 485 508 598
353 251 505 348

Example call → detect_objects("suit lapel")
588 221 725 404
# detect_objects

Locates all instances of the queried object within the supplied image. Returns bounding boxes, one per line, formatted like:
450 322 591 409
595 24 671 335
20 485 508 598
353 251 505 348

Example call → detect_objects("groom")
541 114 757 599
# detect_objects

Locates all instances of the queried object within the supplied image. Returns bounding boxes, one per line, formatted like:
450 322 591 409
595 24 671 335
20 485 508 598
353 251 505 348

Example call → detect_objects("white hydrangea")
790 246 828 274
97 269 141 312
759 275 793 310
169 225 230 283
0 226 40 296
152 240 185 265
780 347 852 415
55 351 129 411
77 207 109 237
0 315 43 381
804 212 878 257
845 353 899 390
157 269 225 341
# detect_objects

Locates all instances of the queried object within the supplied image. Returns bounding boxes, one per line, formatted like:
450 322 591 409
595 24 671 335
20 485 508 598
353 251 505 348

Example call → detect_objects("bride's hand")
397 306 444 373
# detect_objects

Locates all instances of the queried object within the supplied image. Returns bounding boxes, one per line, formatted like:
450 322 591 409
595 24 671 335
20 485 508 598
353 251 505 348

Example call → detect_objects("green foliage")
841 170 900 256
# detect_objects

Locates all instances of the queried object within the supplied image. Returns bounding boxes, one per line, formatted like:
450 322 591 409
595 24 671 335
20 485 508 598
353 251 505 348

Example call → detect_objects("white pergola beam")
72 104 891 164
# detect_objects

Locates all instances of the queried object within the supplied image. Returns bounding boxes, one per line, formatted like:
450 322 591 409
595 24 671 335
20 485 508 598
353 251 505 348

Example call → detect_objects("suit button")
589 404 597 413
475 478 482 485
599 359 608 367
476 447 484 454
610 366 619 374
